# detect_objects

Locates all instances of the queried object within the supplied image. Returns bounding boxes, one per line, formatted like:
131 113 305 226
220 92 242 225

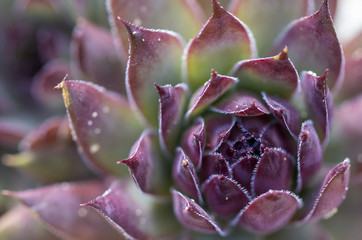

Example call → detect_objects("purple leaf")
156 83 188 154
59 80 143 176
301 70 333 146
83 180 179 240
70 20 126 94
122 21 185 126
185 0 256 91
0 121 29 149
119 130 167 194
212 93 269 117
106 0 203 56
172 147 202 203
296 121 322 192
232 156 259 193
229 0 313 55
204 114 234 151
181 118 205 169
236 190 301 234
2 181 120 240
203 175 251 218
231 48 299 98
252 148 293 196
297 159 350 223
271 0 344 91
187 70 237 117
260 123 296 155
172 190 225 235
262 92 300 138
199 154 231 183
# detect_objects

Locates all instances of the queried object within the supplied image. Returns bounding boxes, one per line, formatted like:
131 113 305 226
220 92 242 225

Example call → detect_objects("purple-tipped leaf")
181 118 205 169
119 130 167 194
236 190 301 234
156 83 188 154
187 70 237 117
60 80 143 176
301 70 333 146
172 148 202 203
123 21 184 126
185 0 256 91
2 181 120 240
172 190 224 235
262 92 300 138
271 0 344 91
252 148 293 196
203 175 251 218
199 154 231 183
229 0 313 55
204 114 234 151
231 48 299 98
232 156 259 193
83 180 179 240
296 121 322 192
297 159 350 224
213 93 269 117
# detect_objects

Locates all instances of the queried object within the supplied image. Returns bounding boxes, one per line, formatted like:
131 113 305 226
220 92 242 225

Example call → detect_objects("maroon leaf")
298 159 350 223
296 121 322 192
172 148 202 203
212 93 269 117
204 114 234 151
119 130 167 194
271 0 344 91
262 92 300 138
2 181 120 240
301 70 333 146
199 154 231 183
252 148 293 196
231 48 299 98
232 156 259 193
83 180 179 240
181 118 205 169
229 0 313 55
172 190 225 235
203 175 251 218
70 20 126 94
59 80 143 176
156 83 188 154
0 121 29 149
260 123 296 155
185 0 256 91
123 21 184 126
235 190 301 234
186 70 237 117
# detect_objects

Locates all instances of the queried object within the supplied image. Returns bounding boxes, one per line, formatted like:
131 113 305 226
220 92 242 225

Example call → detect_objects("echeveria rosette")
1 0 354 239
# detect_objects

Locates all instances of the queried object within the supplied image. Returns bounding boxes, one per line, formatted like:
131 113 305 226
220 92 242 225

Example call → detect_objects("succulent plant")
2 0 362 239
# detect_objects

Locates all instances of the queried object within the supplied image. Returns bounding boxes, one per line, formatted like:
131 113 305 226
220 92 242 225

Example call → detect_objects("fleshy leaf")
236 190 301 234
212 93 269 117
59 80 143 176
203 175 251 218
301 70 333 146
185 0 256 91
187 70 237 117
229 0 313 55
199 154 231 183
172 190 224 235
119 130 168 194
70 19 126 94
297 159 350 223
231 48 299 98
123 21 184 126
156 83 188 154
204 114 234 151
262 92 300 138
296 121 322 192
2 181 120 240
106 0 203 56
260 122 296 155
181 118 205 169
271 0 344 91
232 156 259 193
172 147 202 203
83 180 179 240
252 148 293 196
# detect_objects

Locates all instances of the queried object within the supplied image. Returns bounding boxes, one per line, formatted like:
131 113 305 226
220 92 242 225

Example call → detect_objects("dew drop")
142 38 145 42
140 5 147 13
87 120 93 126
94 128 101 135
92 112 98 118
90 143 100 154
78 208 88 218
157 37 161 42
133 18 142 25
103 106 110 113
135 209 142 216
132 31 137 35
